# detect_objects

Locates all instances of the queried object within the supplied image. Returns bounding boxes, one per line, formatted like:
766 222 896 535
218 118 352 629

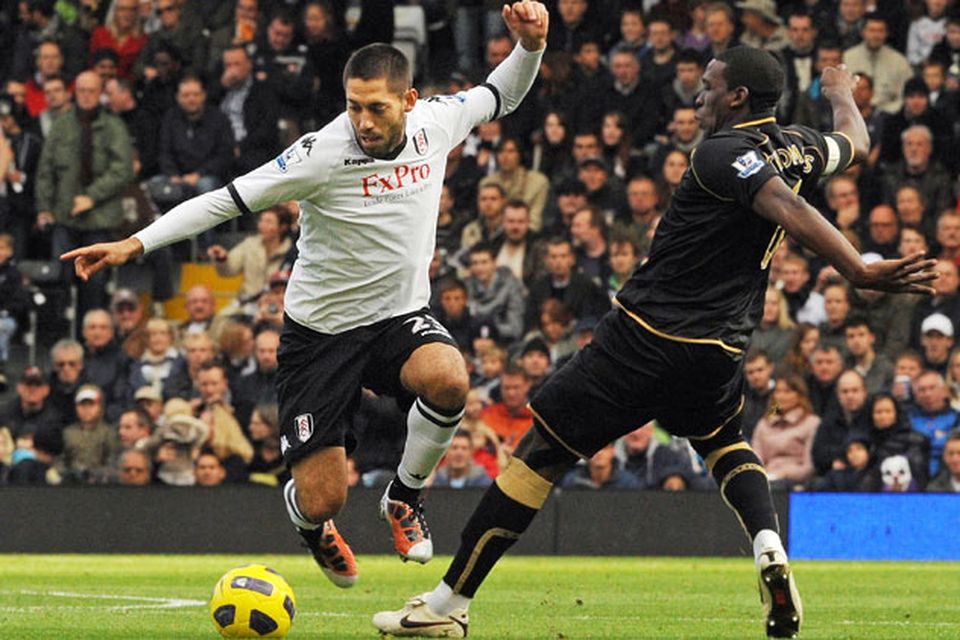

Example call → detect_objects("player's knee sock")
705 442 779 540
392 397 464 502
283 479 320 531
427 457 552 615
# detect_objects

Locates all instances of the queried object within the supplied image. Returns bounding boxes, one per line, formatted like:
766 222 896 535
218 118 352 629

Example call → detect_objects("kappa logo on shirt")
731 150 765 179
294 413 314 442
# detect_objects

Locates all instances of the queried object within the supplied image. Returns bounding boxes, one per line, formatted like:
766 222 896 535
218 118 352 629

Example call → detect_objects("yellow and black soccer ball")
210 564 296 638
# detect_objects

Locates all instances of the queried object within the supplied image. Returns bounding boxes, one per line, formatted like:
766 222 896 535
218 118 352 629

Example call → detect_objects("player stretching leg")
374 48 936 637
61 1 549 589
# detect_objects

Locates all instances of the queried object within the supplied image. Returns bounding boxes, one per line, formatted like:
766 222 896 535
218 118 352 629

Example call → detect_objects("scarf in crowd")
77 106 100 186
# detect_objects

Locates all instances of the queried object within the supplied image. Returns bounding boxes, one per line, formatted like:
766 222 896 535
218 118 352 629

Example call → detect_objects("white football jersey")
231 89 496 333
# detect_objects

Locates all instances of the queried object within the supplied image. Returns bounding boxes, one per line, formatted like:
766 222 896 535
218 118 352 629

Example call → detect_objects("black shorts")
529 308 745 459
276 310 459 465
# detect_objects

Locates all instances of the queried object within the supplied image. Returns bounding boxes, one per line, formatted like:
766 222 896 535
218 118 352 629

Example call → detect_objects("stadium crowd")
1 0 960 494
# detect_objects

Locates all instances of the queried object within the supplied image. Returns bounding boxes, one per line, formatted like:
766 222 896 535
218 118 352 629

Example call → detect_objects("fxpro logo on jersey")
360 162 432 204
732 151 765 178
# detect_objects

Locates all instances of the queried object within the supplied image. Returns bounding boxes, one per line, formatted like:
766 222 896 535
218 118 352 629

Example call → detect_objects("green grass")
1 555 959 639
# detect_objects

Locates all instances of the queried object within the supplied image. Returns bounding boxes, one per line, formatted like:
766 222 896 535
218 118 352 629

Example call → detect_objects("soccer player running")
61 1 550 590
373 48 937 638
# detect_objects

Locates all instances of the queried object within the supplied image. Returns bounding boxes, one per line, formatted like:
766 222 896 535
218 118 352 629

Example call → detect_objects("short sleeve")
690 137 780 209
417 85 498 149
232 132 332 212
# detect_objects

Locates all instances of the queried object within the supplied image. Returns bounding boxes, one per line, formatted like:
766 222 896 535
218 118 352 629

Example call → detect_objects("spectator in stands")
194 449 227 486
570 204 609 287
899 226 930 261
599 111 645 180
23 39 70 119
81 309 128 423
935 211 960 264
577 156 626 219
843 13 912 114
433 278 476 353
495 200 545 288
207 207 293 317
779 252 825 325
649 106 702 174
909 370 958 478
547 0 600 55
163 330 216 400
177 285 228 345
480 363 533 454
851 75 884 170
60 384 119 484
196 361 253 479
518 337 552 394
780 322 820 378
612 6 647 57
751 374 820 487
7 423 62 486
251 8 315 136
11 0 87 81
918 313 954 374
794 40 844 130
561 442 642 490
812 433 878 492
207 0 260 78
139 42 183 119
778 9 818 123
702 1 739 60
845 316 894 393
149 75 235 213
37 70 134 320
752 286 796 363
134 385 165 424
117 448 153 486
464 242 526 344
47 339 86 428
1 366 61 440
892 349 925 405
526 236 610 331
907 0 950 68
218 320 256 389
0 97 43 259
485 138 549 232
880 79 953 171
616 422 697 490
862 205 900 259
38 75 71 138
659 50 704 122
911 260 960 346
813 369 869 476
117 407 152 452
606 231 638 299
135 0 208 79
461 181 506 251
247 402 287 485
927 430 960 492
743 350 776 443
869 392 932 490
881 125 953 218
91 49 121 86
432 429 493 489
737 0 788 52
640 16 678 89
592 46 661 150
128 319 185 393
105 77 159 179
232 327 279 430
141 398 208 486
213 45 279 175
111 288 148 360
806 344 845 417
89 0 147 80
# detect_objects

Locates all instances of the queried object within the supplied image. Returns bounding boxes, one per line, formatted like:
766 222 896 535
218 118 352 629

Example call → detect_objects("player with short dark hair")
374 46 936 638
62 0 550 593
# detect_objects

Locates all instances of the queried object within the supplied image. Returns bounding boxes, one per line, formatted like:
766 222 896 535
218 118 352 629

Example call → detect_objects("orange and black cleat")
298 519 358 588
379 484 433 564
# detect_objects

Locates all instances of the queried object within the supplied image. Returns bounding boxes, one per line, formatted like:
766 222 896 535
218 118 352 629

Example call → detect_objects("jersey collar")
732 116 777 129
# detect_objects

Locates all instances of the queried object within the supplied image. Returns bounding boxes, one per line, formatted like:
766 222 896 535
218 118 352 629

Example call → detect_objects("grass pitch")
1 555 958 639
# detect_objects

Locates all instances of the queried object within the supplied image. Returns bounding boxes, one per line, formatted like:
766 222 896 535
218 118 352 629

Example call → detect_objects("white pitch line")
14 590 206 611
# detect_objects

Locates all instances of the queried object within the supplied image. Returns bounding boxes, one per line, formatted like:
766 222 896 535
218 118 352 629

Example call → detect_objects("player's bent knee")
421 363 469 410
296 484 347 523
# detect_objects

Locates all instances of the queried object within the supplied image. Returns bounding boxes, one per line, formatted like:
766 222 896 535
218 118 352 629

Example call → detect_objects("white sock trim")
283 479 320 530
425 580 472 616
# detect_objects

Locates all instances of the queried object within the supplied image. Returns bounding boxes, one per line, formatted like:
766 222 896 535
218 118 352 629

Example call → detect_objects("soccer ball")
209 564 297 638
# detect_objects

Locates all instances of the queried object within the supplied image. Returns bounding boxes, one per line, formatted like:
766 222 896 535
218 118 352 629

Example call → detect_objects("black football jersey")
616 116 854 353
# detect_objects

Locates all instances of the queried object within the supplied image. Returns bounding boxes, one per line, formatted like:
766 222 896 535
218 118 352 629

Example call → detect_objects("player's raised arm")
821 64 870 166
752 176 937 295
483 1 548 119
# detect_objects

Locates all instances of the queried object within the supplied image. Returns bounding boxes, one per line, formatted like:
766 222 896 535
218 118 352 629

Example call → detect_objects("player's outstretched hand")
60 236 144 281
854 252 938 296
503 1 549 51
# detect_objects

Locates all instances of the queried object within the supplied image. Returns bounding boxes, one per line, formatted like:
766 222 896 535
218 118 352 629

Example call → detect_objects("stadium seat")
164 262 244 321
